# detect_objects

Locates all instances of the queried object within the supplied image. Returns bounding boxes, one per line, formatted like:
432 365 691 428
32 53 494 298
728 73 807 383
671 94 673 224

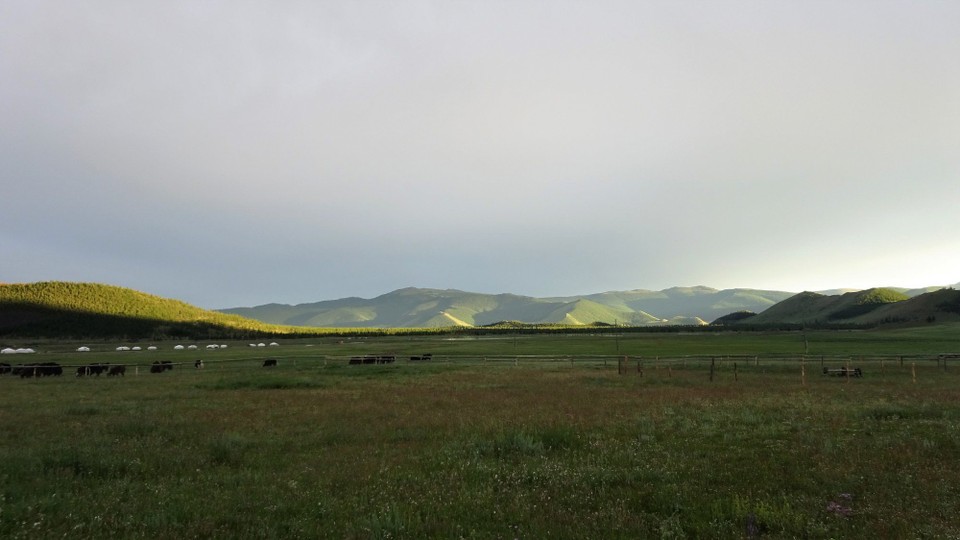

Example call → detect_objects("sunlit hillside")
0 282 298 339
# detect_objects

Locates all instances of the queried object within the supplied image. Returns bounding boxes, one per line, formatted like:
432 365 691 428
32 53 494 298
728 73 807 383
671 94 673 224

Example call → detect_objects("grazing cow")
194 359 204 369
262 358 278 367
76 363 100 377
107 365 126 377
150 360 173 373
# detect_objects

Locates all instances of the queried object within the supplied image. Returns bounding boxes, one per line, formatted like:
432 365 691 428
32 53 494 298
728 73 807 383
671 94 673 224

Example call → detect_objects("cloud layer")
3 1 958 307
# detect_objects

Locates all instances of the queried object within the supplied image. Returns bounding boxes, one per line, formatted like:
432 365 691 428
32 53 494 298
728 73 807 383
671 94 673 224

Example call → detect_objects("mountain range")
3 281 958 340
219 284 958 328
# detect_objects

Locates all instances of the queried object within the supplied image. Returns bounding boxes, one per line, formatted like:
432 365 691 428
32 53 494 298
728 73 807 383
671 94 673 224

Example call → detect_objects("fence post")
801 358 806 386
710 357 715 382
912 362 917 384
734 362 738 382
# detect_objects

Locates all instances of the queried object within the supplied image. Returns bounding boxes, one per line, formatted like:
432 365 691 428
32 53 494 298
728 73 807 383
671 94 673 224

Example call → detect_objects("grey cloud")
2 1 958 306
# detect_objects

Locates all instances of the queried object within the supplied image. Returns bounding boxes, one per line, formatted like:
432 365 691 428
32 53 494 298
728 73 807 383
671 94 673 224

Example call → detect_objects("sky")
2 1 959 309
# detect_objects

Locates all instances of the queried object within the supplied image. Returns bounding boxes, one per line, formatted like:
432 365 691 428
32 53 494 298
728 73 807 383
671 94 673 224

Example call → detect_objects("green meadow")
2 324 960 538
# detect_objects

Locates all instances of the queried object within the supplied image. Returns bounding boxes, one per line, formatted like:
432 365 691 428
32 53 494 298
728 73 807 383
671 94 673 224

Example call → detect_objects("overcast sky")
2 1 958 308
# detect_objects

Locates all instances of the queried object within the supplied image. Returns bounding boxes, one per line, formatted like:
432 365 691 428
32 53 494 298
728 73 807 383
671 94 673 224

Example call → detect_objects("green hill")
738 288 959 326
0 282 297 339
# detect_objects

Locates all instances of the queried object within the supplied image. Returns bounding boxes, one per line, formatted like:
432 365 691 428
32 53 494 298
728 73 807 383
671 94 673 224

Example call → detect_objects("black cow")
0 362 10 375
194 359 203 369
41 362 62 376
107 365 126 376
150 360 173 373
78 363 108 376
263 359 277 367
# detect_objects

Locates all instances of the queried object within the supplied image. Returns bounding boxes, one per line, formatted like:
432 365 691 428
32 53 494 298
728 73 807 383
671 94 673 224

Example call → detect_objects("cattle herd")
0 362 63 377
1 351 431 378
348 353 432 365
0 359 177 378
76 363 126 376
0 361 131 378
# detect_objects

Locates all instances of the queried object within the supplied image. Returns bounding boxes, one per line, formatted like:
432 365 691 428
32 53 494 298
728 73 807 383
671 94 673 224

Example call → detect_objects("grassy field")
2 325 960 538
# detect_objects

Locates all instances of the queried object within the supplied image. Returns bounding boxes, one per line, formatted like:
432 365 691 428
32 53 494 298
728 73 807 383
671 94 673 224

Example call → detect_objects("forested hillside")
0 282 295 339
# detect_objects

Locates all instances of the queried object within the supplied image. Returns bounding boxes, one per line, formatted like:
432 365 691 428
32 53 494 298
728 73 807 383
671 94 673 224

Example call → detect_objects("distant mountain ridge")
220 286 799 328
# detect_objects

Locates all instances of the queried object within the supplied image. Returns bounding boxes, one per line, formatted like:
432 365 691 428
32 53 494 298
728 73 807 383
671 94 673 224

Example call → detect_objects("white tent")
16 348 35 354
257 343 266 347
132 346 142 351
269 342 279 347
77 346 91 352
206 344 219 349
220 344 228 349
116 346 130 351
147 346 158 351
2 348 17 354
174 345 185 350
187 345 198 350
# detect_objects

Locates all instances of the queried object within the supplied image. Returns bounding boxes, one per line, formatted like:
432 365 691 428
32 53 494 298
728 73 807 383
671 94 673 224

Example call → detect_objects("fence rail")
3 352 959 378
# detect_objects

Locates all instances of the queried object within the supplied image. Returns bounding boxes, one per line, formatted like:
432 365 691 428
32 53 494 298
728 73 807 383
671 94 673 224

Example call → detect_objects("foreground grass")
2 333 960 538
